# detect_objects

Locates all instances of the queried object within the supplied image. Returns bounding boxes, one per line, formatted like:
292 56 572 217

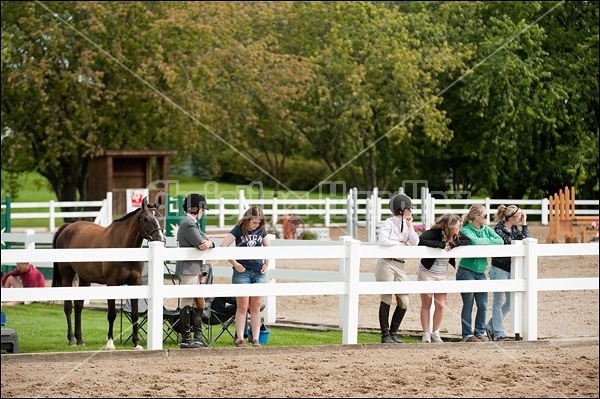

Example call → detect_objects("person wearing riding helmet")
375 193 419 343
175 193 215 349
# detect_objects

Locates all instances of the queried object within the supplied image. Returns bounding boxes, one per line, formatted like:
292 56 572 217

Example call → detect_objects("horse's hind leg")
64 300 77 346
106 299 117 350
73 299 86 346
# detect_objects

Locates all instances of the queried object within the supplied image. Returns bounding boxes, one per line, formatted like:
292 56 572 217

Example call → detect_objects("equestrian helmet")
389 193 413 215
183 193 209 212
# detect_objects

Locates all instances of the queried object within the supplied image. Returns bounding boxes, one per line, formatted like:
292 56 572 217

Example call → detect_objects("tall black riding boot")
191 308 210 348
379 302 395 343
179 306 202 349
389 307 407 343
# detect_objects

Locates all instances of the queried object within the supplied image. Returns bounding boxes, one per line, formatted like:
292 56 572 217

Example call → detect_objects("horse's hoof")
105 345 116 351
69 342 77 346
133 345 144 351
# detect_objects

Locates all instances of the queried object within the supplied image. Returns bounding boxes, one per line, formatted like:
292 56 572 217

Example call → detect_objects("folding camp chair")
162 261 182 344
202 297 237 345
120 298 149 345
119 263 149 345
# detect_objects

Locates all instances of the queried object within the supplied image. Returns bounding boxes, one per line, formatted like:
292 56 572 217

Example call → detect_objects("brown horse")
51 197 166 350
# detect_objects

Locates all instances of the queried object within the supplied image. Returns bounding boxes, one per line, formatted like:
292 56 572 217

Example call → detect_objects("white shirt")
378 216 419 247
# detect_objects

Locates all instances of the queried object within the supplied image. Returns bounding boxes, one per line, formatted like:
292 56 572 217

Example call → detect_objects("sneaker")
235 339 248 348
431 331 443 343
476 335 489 342
422 332 431 343
485 327 495 341
495 335 510 341
463 335 481 342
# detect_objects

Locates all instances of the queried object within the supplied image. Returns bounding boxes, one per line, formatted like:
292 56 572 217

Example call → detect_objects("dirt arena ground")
1 223 598 398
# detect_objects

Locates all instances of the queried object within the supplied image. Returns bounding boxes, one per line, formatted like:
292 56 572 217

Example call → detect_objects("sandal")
235 339 248 348
252 339 262 347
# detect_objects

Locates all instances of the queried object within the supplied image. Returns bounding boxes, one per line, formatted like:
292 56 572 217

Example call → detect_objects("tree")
289 2 457 194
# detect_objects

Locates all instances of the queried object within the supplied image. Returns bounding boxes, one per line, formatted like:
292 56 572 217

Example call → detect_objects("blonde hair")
494 204 520 222
431 213 462 245
236 206 266 236
462 204 486 226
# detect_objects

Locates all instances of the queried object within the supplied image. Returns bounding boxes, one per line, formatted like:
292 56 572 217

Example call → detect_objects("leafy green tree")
288 2 456 194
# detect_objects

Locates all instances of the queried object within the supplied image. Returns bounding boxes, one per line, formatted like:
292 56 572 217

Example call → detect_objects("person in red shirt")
1 262 46 306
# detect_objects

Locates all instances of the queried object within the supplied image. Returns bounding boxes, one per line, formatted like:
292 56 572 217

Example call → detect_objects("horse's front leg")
64 300 76 346
73 299 85 346
106 299 117 350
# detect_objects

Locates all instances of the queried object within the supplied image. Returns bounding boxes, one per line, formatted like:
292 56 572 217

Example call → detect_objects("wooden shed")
87 150 177 216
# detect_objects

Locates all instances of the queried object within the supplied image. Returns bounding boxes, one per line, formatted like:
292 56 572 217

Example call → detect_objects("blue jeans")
456 267 488 339
232 269 267 285
486 265 510 338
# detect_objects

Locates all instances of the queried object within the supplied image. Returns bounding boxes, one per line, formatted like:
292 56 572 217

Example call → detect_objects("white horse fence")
3 190 598 239
1 230 597 350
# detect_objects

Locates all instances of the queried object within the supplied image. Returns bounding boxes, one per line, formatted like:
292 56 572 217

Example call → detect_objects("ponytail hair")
462 204 485 226
494 204 520 222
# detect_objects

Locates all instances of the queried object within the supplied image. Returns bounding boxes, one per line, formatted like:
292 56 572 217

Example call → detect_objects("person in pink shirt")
1 262 46 306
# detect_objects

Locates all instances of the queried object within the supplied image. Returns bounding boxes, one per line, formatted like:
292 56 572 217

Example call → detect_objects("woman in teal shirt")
457 204 503 342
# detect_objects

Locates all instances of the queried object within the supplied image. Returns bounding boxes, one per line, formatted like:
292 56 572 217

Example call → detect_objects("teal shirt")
458 223 503 273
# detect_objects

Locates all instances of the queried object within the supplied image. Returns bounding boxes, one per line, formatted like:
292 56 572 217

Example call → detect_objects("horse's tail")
51 223 71 288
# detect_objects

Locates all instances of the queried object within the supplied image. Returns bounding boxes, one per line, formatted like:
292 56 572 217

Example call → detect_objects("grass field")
0 302 404 353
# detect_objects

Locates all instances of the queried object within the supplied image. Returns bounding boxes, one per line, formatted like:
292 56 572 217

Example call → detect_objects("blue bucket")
1 312 6 326
248 327 271 345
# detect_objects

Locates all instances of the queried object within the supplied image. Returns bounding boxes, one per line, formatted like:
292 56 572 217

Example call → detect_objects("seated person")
210 296 237 316
1 262 46 306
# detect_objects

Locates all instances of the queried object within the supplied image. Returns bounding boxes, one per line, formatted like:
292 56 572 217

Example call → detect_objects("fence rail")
3 191 598 238
1 231 597 350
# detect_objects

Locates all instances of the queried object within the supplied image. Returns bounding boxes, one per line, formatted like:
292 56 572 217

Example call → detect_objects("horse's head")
140 196 166 244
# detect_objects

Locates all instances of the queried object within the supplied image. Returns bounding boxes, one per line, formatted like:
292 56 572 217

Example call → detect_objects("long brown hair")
431 213 462 245
236 206 266 236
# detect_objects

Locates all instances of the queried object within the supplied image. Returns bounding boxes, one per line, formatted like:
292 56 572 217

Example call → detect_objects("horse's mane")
113 207 142 223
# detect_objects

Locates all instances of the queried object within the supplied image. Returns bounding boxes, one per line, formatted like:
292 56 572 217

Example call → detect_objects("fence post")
264 234 277 324
541 198 549 225
325 197 331 227
522 237 539 341
341 237 360 345
346 193 353 237
219 197 225 228
49 200 56 232
106 192 113 225
272 197 279 232
510 240 524 340
25 229 36 250
147 241 166 350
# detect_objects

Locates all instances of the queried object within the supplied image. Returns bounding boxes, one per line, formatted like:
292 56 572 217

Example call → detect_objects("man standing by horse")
175 193 214 349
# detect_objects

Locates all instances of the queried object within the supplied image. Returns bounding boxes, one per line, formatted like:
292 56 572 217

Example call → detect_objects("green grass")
1 302 415 353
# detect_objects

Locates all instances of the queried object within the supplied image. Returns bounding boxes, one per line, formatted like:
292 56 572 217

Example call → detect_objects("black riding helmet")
183 193 209 213
389 193 413 232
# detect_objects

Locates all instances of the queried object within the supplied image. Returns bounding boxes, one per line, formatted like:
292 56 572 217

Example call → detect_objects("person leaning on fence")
457 204 503 342
417 214 471 343
375 193 419 344
220 206 271 348
1 262 46 306
175 193 214 349
485 205 530 342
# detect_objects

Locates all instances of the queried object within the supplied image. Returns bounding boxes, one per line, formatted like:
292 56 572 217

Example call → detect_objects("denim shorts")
232 269 267 284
